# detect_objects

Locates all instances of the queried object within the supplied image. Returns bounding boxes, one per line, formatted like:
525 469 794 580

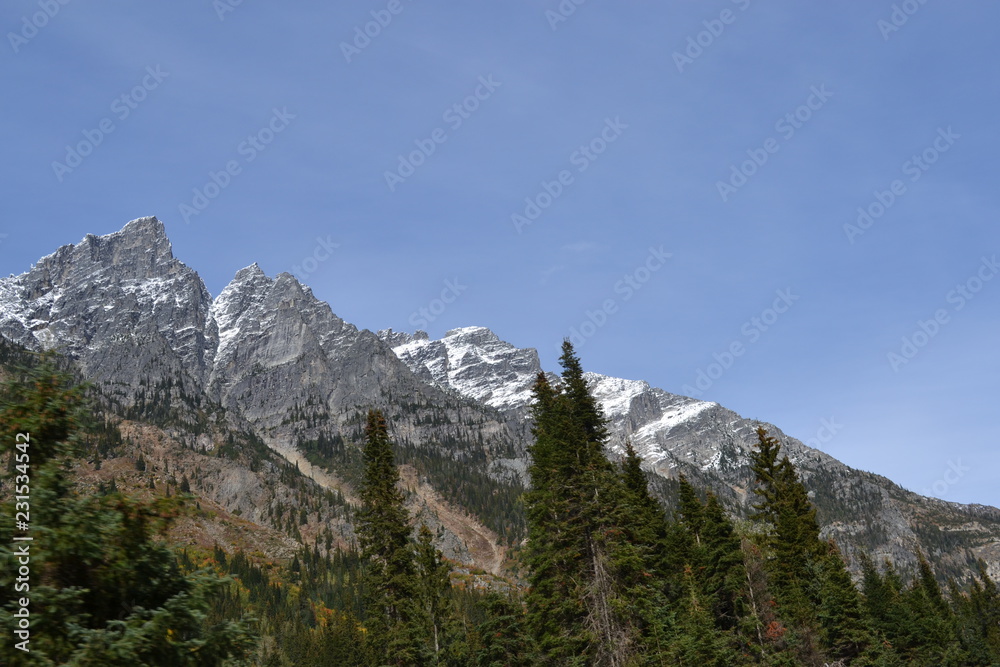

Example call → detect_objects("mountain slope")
1 217 998 581
382 326 1000 580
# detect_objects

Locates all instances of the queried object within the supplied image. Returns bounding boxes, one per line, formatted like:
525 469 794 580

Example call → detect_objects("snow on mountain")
583 371 717 463
0 216 217 385
385 326 544 412
211 263 272 358
380 326 722 467
4 217 1000 579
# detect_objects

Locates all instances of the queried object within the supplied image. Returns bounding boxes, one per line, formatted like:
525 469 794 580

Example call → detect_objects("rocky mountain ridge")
2 216 998 580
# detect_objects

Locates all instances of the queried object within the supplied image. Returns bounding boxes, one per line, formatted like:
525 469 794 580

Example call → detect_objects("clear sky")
3 2 998 507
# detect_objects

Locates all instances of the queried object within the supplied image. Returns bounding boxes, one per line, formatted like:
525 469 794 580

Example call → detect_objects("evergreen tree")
556 342 665 664
523 368 592 664
523 342 664 665
619 441 669 553
897 552 965 665
863 557 910 644
414 523 462 665
475 592 531 667
748 426 879 664
0 353 89 467
677 474 707 541
951 560 1000 664
356 409 423 665
699 491 748 632
668 475 757 661
739 538 794 664
815 541 869 662
971 560 1000 659
0 357 256 665
667 566 742 666
750 429 824 614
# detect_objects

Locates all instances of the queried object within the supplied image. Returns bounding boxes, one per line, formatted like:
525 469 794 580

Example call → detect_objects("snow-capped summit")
385 326 544 412
0 215 215 386
381 327 722 469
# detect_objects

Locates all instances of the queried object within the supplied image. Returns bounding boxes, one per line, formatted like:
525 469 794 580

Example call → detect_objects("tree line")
1 345 999 664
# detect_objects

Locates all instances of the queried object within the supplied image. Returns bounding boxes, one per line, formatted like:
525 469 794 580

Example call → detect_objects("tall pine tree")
523 342 665 665
356 409 423 665
748 426 873 663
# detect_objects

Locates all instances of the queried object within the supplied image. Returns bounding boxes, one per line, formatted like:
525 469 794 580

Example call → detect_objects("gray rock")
2 217 999 581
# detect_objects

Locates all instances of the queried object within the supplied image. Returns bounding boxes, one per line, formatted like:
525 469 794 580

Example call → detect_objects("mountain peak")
377 328 428 347
232 262 269 283
68 215 175 271
391 326 543 411
444 325 497 341
118 215 166 239
0 215 213 376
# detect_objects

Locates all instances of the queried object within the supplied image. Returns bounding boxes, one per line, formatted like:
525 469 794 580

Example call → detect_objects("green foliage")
475 592 530 666
749 429 823 631
4 339 1000 665
815 541 869 662
356 409 423 665
414 523 470 665
666 568 742 666
524 345 633 663
0 352 90 467
0 358 256 666
202 544 368 666
524 342 680 664
951 560 1000 663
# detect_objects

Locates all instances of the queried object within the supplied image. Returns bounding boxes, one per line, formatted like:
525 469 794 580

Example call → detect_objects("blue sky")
3 2 998 507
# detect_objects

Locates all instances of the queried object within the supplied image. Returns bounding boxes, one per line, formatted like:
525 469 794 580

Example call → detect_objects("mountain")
2 216 999 581
383 326 1000 577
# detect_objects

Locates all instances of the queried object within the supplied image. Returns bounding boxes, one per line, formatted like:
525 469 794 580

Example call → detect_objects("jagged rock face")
383 327 1000 579
207 272 515 448
208 264 372 430
384 326 547 412
382 327 823 482
0 217 216 396
377 328 427 349
0 218 506 444
2 217 999 581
